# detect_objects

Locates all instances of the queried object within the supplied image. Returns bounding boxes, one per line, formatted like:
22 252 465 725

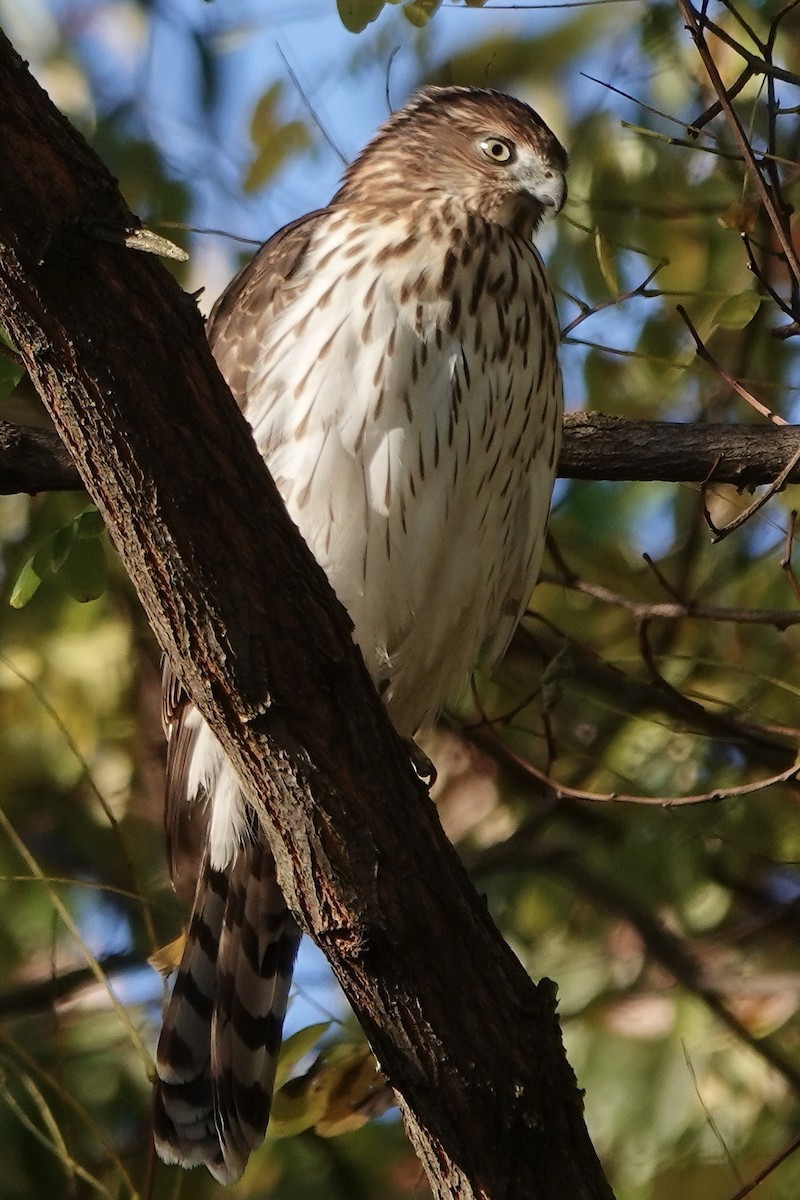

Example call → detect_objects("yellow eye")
480 137 514 163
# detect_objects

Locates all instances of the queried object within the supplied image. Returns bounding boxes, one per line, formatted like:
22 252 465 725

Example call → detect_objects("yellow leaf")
274 1022 331 1089
269 1069 330 1138
315 1048 387 1137
718 200 758 234
148 934 186 976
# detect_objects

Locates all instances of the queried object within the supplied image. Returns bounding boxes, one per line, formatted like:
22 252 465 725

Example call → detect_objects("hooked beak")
538 171 567 216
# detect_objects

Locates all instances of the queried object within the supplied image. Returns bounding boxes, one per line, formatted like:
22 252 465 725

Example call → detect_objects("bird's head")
337 85 568 240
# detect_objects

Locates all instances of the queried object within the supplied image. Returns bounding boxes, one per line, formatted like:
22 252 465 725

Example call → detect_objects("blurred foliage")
2 1 800 1198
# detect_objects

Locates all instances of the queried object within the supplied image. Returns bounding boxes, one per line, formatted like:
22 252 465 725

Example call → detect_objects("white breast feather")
195 209 562 864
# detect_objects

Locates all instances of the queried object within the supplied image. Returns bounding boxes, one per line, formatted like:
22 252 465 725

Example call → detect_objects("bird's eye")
480 137 514 163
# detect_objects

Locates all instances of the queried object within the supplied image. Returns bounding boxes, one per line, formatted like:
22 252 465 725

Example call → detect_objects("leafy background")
2 1 800 1197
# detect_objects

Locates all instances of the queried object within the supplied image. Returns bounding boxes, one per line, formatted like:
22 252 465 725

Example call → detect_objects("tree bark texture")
4 410 800 495
0 32 614 1200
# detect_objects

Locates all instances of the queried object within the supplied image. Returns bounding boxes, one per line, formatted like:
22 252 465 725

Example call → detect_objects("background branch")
3 411 800 494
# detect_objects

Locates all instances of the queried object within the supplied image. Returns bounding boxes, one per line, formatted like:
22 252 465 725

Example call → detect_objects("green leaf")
9 555 44 609
8 532 56 608
713 290 761 330
59 536 108 603
0 355 24 402
74 506 106 539
274 1022 331 1089
336 0 385 32
50 522 77 572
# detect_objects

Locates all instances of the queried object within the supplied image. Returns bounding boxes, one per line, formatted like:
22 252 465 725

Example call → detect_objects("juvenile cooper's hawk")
154 85 566 1183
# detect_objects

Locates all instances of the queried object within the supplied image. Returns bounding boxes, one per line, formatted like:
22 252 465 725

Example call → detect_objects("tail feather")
154 842 301 1184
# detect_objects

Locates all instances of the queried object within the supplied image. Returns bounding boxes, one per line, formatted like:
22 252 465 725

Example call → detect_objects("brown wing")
208 209 329 409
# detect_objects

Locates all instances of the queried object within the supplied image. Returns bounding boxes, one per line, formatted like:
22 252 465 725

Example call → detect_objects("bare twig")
701 446 800 542
620 120 798 168
641 551 689 604
539 569 800 630
741 232 798 329
561 265 662 336
677 0 800 292
469 717 800 807
780 510 800 603
726 1128 800 1200
683 1043 742 1184
677 305 788 424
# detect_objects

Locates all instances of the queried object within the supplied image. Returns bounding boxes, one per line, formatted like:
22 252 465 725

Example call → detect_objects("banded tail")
153 842 301 1183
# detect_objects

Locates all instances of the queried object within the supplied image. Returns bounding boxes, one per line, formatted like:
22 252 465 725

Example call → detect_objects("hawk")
153 85 566 1183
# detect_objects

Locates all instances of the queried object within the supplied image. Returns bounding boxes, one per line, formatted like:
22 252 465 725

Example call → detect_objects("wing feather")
208 210 329 408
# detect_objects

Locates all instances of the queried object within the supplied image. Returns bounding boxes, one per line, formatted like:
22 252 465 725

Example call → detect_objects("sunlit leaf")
8 554 44 609
403 0 441 26
315 1047 385 1137
8 532 58 608
269 1068 330 1138
274 1022 332 1089
148 934 186 976
719 199 759 234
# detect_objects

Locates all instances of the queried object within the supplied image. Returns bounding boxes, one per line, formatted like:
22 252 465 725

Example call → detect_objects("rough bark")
3 410 800 495
0 30 614 1200
560 413 800 485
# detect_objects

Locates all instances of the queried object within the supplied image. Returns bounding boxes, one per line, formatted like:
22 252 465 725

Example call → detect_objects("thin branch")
676 305 788 424
701 446 800 542
468 718 800 807
641 550 691 604
780 510 800 602
561 265 662 337
741 231 798 328
683 1043 742 1185
726 1128 800 1199
677 0 800 290
538 570 800 630
620 120 798 168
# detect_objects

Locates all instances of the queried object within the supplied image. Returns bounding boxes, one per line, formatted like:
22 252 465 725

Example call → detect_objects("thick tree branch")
560 414 800 485
0 31 613 1200
4 411 800 495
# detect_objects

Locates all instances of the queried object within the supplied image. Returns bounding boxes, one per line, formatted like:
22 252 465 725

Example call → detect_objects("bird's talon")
406 739 437 789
